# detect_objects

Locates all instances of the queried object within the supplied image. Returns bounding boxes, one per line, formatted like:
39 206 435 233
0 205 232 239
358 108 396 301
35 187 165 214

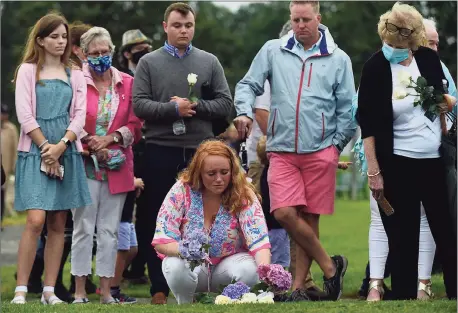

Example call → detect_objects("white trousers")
369 194 436 280
162 252 259 304
71 179 126 278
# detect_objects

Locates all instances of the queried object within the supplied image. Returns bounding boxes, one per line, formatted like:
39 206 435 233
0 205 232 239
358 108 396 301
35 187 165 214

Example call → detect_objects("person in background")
253 136 290 268
118 29 152 77
109 177 144 304
69 21 92 68
132 2 233 304
152 140 271 304
423 17 458 277
11 12 91 305
1 103 19 225
71 26 142 304
116 29 151 285
234 1 355 301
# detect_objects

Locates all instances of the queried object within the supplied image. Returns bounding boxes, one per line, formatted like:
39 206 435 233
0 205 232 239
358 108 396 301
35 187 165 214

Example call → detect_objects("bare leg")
74 276 87 299
14 210 46 298
43 211 67 299
293 213 320 289
274 207 335 278
112 247 138 287
99 277 112 300
112 250 129 288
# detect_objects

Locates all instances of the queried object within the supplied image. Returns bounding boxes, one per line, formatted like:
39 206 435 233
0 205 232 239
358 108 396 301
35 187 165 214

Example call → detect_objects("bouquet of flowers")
178 229 211 271
254 264 292 294
394 71 456 125
214 282 275 304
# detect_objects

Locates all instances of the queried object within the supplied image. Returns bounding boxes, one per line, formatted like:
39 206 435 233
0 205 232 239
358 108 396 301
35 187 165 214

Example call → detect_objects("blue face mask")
381 42 409 64
87 55 112 74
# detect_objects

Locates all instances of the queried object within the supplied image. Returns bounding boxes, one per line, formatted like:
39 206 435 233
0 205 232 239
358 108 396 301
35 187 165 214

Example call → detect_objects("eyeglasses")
385 21 415 37
87 50 111 58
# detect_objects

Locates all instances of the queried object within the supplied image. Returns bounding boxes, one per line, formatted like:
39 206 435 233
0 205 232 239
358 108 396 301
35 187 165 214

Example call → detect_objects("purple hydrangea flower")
221 282 250 299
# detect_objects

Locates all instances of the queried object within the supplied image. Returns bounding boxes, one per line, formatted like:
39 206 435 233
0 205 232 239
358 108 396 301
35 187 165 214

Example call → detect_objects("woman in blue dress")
11 13 91 305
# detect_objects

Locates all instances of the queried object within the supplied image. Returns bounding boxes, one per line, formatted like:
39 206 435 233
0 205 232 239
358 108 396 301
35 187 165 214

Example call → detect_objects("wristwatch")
113 134 120 143
60 137 71 147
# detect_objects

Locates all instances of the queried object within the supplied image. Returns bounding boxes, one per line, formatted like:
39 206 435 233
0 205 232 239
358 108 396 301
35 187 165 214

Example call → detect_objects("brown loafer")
151 292 167 305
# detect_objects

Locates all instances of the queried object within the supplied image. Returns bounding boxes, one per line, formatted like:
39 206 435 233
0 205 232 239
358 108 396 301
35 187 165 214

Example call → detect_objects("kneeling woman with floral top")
152 140 271 304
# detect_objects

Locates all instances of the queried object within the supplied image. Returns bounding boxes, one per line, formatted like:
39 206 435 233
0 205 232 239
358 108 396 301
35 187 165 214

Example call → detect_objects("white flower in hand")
393 87 408 100
397 70 412 87
187 73 198 86
215 295 232 305
240 293 258 303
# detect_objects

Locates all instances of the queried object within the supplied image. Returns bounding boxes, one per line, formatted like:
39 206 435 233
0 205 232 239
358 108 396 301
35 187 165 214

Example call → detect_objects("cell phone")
40 161 64 179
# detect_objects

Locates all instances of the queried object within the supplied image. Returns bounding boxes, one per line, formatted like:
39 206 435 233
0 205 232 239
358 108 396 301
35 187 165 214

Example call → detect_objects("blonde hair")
13 12 71 85
256 136 268 165
377 2 426 50
179 140 260 214
290 1 320 14
80 26 115 55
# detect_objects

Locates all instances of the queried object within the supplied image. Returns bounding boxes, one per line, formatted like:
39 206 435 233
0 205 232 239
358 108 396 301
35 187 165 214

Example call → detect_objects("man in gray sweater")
132 2 233 305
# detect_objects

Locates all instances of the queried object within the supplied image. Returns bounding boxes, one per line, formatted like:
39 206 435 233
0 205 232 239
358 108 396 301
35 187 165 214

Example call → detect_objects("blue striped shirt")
163 41 193 59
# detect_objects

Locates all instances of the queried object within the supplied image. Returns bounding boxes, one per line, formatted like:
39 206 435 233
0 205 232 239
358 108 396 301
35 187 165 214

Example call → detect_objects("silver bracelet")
38 140 49 149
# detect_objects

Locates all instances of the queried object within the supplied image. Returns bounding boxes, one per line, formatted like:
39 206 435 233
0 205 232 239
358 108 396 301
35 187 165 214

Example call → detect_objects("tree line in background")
1 1 457 122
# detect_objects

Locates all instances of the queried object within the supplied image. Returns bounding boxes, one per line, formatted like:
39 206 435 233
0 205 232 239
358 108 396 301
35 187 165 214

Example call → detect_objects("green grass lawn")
1 199 456 312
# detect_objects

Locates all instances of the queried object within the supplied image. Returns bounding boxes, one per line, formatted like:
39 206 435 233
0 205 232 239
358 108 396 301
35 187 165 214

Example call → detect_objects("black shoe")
287 288 311 302
305 286 330 301
323 255 348 301
358 278 370 299
112 291 137 304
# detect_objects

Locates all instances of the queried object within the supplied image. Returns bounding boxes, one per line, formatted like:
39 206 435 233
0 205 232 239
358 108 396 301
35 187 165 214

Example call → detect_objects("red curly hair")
179 140 260 214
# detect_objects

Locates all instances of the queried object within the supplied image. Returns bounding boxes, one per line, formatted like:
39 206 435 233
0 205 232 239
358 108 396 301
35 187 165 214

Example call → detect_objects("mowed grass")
1 199 456 312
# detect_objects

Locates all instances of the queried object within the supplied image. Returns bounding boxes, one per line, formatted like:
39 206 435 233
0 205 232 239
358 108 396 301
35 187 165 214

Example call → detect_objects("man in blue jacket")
234 1 356 300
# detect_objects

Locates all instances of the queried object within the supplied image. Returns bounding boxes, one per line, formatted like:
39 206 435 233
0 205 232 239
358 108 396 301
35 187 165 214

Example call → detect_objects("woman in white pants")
352 94 436 301
152 141 271 304
70 27 142 304
368 194 436 301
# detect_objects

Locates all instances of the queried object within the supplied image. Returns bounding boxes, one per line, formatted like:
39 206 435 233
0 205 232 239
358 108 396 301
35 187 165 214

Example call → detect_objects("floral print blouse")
152 180 271 265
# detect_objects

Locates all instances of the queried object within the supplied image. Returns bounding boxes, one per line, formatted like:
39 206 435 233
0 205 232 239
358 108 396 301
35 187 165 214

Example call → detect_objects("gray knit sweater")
132 47 233 148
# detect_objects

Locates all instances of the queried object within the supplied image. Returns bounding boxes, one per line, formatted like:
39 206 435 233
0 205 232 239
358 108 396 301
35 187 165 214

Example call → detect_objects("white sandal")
418 282 434 300
11 295 26 304
11 286 28 304
41 286 65 305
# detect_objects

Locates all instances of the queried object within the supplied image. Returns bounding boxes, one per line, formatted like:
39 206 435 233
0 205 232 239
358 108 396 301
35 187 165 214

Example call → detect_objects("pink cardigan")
15 63 87 152
82 66 142 195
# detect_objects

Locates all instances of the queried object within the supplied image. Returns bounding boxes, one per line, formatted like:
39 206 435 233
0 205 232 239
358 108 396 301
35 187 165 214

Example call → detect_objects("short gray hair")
423 18 437 31
80 26 115 54
279 20 292 38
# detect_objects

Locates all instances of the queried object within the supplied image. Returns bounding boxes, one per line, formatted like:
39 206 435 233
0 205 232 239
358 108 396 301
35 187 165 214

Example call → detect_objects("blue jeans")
269 229 290 267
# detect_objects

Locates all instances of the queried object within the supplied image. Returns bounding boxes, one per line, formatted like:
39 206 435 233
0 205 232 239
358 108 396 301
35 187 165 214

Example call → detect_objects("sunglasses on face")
385 21 415 37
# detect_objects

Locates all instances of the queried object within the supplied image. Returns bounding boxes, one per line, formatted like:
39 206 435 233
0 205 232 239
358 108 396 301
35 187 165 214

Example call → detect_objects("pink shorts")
267 146 339 215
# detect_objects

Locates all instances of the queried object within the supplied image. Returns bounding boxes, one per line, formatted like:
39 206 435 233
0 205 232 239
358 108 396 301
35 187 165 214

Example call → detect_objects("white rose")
257 295 275 304
397 70 412 87
240 293 258 303
187 73 198 86
393 87 408 100
215 295 232 305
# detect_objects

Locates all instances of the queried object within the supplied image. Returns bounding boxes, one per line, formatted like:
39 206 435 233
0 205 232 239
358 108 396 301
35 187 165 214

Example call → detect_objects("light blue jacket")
234 24 356 154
